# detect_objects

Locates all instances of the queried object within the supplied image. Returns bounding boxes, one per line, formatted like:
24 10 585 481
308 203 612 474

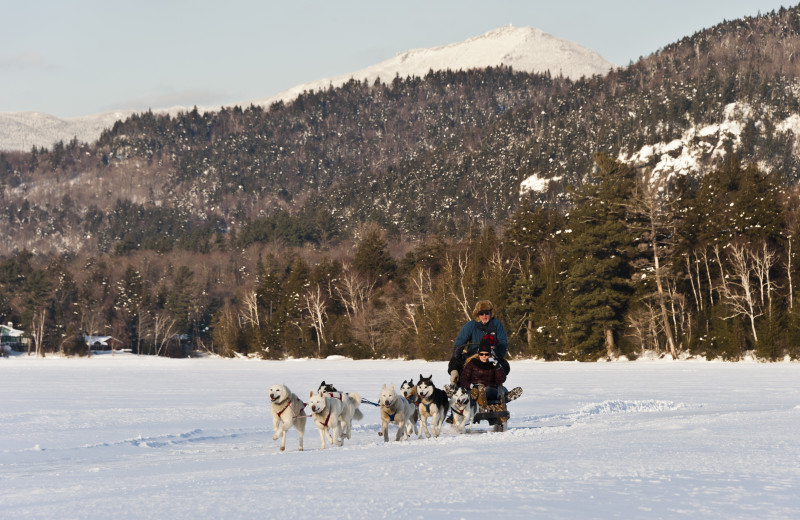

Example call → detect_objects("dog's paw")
280 446 285 451
272 434 279 441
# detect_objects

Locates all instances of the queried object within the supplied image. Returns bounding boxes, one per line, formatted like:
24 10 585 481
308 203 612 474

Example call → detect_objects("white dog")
449 386 477 434
416 375 449 438
269 384 307 452
308 390 363 449
378 383 416 442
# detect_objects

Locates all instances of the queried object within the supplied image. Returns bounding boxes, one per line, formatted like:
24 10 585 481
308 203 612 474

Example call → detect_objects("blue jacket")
452 317 508 360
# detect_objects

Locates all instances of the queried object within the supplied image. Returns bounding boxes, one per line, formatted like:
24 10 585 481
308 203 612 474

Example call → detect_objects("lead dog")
416 375 450 438
307 389 363 449
449 386 477 434
269 384 307 452
378 383 415 442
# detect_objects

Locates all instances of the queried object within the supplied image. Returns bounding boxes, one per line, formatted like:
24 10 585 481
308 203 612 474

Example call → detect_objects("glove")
450 369 459 385
488 356 498 366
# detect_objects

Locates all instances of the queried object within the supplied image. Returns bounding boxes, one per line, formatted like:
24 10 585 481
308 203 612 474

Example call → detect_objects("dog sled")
471 385 510 431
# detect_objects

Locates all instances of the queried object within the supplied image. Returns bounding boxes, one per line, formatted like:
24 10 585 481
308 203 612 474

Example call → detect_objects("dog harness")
320 409 332 426
274 397 292 417
381 401 398 421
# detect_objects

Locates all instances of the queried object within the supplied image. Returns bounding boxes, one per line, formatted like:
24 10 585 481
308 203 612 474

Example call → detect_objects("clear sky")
1 0 794 118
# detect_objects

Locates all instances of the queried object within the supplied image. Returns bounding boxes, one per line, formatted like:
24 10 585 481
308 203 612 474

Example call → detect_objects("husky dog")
317 380 339 393
269 384 307 452
317 380 344 400
449 386 477 434
399 378 420 437
416 375 450 438
378 383 415 442
315 381 365 435
308 390 363 449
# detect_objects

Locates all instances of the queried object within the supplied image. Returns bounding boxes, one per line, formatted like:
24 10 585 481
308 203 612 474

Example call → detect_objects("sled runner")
469 384 510 432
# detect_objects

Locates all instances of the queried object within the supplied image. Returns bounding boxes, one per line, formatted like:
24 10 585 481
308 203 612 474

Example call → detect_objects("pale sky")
1 0 793 118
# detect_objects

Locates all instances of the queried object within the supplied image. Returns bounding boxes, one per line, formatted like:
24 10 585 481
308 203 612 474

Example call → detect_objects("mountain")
0 25 613 152
253 25 614 107
4 7 800 258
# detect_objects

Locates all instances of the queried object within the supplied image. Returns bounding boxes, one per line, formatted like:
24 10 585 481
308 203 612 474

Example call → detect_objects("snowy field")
2 354 799 520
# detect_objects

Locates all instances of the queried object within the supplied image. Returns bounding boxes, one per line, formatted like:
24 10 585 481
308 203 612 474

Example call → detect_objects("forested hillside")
2 6 800 361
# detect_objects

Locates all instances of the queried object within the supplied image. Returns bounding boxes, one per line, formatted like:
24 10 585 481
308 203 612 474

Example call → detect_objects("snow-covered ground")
2 354 799 519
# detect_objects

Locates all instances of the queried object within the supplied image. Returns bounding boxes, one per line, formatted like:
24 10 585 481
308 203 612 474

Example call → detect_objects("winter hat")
479 334 497 353
472 300 494 321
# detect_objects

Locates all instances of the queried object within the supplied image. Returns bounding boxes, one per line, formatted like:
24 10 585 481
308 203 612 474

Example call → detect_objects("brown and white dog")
269 384 307 452
377 383 415 442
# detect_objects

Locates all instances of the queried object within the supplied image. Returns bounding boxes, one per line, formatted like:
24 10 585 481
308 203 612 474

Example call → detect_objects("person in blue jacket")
448 300 509 387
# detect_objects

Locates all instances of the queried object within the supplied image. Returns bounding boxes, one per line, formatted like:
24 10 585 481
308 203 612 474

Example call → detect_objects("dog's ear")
419 374 424 381
309 390 314 398
427 374 432 380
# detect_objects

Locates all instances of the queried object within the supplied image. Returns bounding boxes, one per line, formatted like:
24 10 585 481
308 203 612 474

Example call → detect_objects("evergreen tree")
353 226 397 284
563 153 637 359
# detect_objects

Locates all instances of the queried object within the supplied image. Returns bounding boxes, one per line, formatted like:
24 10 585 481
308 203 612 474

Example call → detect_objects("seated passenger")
459 337 522 406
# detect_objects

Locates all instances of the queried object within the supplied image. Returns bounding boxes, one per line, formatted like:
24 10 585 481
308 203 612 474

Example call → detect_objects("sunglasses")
479 352 491 357
478 310 492 316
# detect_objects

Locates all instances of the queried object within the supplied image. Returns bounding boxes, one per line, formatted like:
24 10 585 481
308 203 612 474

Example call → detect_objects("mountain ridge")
0 25 613 152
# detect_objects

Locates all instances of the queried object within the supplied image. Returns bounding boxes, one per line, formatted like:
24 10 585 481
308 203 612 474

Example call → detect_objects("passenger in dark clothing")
460 338 508 404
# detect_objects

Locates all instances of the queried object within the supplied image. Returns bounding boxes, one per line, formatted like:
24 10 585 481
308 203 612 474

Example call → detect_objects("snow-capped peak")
254 25 614 107
0 26 614 151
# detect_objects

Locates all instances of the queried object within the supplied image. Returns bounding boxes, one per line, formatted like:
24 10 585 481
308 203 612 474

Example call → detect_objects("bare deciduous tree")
333 266 374 321
720 243 761 342
153 312 178 357
445 252 473 321
628 170 679 357
304 284 328 355
31 308 46 357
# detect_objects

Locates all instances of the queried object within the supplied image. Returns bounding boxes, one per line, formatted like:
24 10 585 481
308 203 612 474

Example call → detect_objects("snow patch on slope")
619 102 800 179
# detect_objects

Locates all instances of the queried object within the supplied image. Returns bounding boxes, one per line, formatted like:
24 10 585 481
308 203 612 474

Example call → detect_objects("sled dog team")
269 375 483 452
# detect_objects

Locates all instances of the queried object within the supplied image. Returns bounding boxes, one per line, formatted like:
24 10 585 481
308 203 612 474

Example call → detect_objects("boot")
470 385 488 408
506 387 523 402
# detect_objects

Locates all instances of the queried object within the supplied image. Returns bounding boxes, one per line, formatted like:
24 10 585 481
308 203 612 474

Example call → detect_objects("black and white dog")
399 378 420 437
448 386 477 434
317 380 343 400
415 375 449 438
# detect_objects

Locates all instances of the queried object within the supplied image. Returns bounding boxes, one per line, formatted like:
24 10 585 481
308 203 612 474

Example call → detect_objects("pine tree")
564 153 637 359
353 225 396 284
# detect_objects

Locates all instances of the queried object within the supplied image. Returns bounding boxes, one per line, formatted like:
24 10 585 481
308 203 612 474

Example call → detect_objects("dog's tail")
349 392 364 421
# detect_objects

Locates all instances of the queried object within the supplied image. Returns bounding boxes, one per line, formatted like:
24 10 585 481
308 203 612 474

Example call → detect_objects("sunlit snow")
2 353 799 519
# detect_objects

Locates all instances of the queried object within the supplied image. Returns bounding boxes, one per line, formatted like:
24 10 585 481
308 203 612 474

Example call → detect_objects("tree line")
3 154 798 361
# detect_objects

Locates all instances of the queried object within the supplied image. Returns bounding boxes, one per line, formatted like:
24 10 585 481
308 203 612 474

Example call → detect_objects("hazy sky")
2 0 793 118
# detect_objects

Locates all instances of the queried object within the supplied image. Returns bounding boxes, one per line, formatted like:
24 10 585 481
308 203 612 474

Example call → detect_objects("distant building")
1 322 29 352
83 335 124 351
